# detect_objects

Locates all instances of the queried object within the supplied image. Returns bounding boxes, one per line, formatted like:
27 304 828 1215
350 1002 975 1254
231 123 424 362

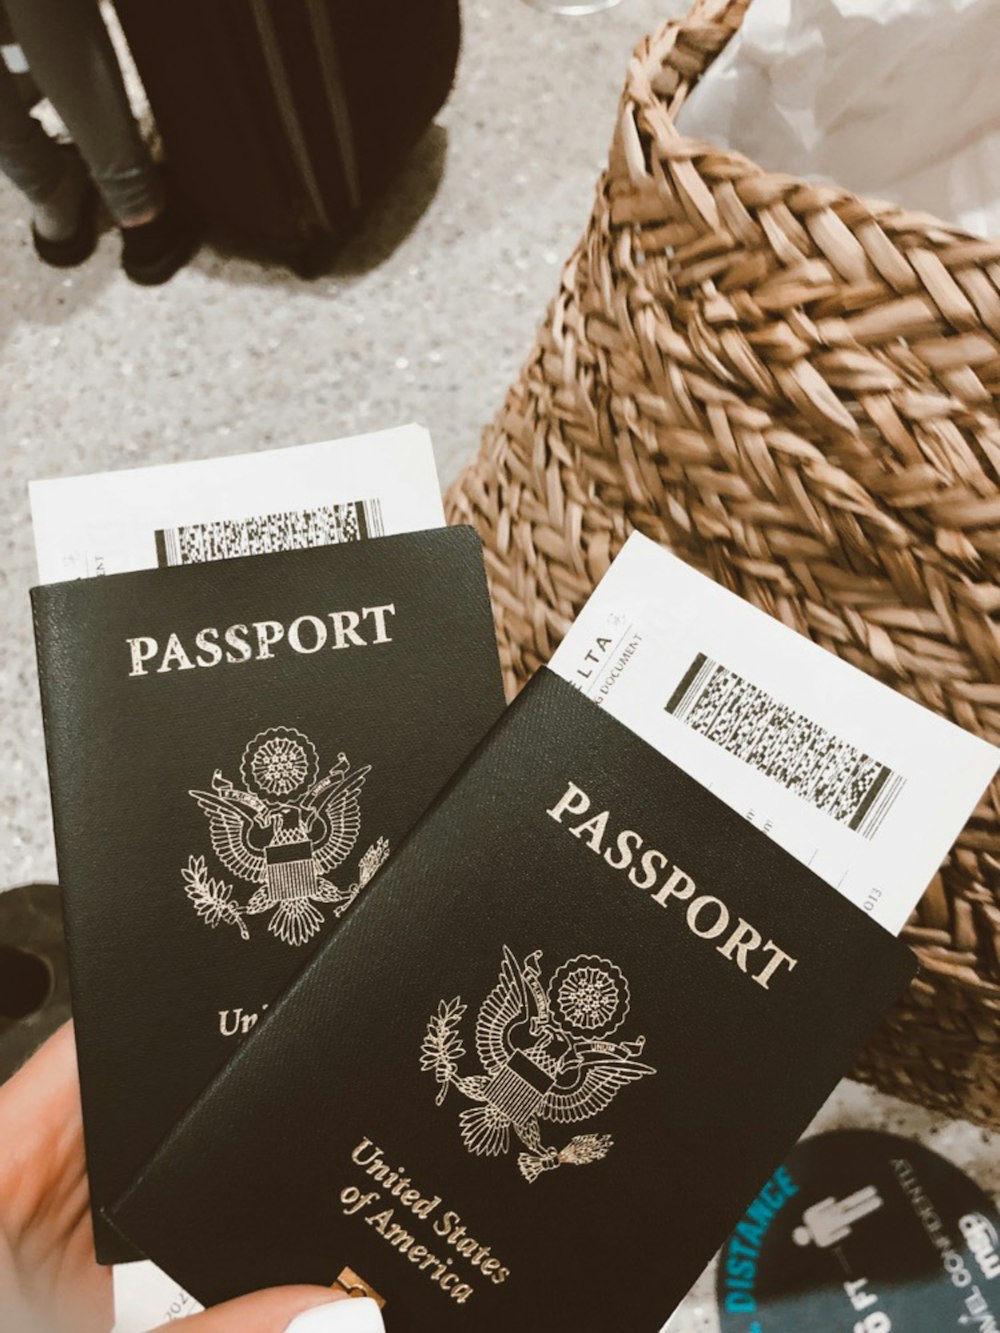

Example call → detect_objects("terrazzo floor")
1 4 997 1329
3 0 677 890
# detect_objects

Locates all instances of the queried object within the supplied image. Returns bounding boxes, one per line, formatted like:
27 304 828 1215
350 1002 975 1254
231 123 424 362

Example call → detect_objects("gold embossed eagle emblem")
421 947 656 1181
182 726 388 946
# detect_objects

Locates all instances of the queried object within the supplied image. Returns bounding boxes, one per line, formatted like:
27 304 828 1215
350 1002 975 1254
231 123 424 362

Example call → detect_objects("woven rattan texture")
447 0 1000 1124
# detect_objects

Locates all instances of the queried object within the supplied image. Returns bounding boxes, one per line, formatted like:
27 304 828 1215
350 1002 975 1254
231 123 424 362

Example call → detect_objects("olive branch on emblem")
420 998 467 1106
182 855 250 940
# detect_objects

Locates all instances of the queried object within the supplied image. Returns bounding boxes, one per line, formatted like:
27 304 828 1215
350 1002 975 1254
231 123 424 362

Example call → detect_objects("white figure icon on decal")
792 1185 884 1249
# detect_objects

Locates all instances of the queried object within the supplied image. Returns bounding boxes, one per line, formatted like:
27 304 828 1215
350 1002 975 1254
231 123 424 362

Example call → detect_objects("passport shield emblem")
182 726 389 946
421 948 656 1182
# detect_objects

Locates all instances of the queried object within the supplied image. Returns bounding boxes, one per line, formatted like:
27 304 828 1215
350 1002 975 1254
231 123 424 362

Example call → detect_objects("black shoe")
121 193 201 286
31 149 100 269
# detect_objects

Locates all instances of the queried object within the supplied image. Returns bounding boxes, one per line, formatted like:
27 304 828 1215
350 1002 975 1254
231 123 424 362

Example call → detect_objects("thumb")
162 1286 385 1333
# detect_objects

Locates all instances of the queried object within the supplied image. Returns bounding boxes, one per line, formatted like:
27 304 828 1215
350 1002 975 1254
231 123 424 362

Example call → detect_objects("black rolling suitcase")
112 0 461 274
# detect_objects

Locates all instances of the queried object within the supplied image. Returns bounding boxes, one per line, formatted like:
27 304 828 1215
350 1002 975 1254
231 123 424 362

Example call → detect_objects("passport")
30 526 505 1263
110 671 917 1330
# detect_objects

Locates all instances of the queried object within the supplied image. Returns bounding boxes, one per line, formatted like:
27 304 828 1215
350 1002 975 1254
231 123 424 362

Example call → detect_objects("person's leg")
3 0 161 226
0 45 64 205
0 47 97 258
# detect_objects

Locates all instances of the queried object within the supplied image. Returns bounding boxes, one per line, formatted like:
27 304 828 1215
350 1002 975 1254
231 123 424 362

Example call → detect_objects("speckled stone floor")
1 3 997 1327
2 0 678 889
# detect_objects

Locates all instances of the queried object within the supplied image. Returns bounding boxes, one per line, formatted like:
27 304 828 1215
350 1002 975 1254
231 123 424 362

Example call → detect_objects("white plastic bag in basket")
679 0 1000 238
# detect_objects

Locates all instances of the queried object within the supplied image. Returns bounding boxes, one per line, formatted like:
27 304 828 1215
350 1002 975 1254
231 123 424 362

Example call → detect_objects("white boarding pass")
30 423 443 584
549 532 998 935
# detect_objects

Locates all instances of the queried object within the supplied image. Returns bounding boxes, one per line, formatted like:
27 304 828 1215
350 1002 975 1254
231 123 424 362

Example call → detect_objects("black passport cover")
112 671 917 1329
31 526 505 1263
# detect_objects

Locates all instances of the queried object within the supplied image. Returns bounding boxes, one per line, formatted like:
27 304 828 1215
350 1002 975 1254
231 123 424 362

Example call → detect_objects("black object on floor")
31 150 100 269
716 1130 1000 1333
110 0 461 276
0 883 69 1084
120 192 201 285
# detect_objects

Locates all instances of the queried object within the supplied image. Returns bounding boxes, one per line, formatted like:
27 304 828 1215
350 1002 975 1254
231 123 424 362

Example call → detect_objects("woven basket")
448 0 1000 1125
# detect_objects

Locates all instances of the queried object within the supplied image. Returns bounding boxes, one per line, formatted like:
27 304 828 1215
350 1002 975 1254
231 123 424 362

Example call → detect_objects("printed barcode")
154 498 384 567
665 653 904 839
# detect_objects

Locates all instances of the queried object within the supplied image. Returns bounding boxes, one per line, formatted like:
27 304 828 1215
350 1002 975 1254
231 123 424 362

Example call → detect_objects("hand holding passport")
28 430 998 1331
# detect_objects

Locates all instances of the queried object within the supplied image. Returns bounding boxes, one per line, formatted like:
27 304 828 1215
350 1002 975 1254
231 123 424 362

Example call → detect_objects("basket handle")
658 0 750 117
615 0 750 187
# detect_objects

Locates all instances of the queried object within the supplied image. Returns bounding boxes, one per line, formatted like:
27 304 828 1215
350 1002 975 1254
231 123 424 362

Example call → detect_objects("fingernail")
285 1297 385 1332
